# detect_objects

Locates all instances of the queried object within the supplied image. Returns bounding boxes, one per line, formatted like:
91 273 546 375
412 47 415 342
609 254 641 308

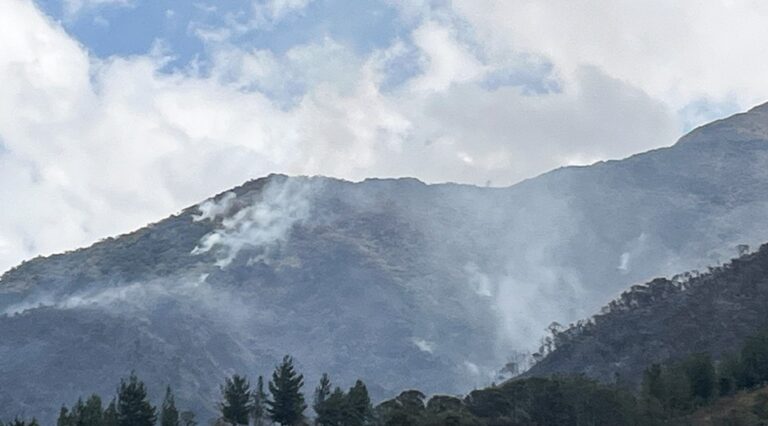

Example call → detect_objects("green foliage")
103 399 119 426
57 394 106 426
18 324 768 426
374 377 639 426
424 395 480 426
640 354 720 417
682 353 716 403
220 374 253 425
345 380 372 426
740 328 768 388
313 375 371 426
374 390 426 425
317 387 349 426
117 372 157 426
161 386 180 426
313 373 332 424
267 355 307 426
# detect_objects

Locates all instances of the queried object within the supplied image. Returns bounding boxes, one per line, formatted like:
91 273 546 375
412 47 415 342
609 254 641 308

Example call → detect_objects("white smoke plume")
192 178 320 267
0 273 260 330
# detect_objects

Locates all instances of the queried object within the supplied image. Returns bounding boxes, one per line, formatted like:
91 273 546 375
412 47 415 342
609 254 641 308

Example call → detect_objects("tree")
345 380 371 426
103 399 119 426
220 375 253 425
741 328 768 387
58 395 104 426
313 373 332 425
641 364 668 421
252 376 267 426
267 355 307 425
683 353 716 404
82 394 104 426
117 372 158 426
321 388 348 426
425 395 480 426
374 390 426 425
161 386 181 426
57 406 73 426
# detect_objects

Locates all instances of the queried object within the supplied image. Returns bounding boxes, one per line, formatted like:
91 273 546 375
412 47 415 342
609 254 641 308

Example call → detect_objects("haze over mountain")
3 103 768 422
525 241 768 386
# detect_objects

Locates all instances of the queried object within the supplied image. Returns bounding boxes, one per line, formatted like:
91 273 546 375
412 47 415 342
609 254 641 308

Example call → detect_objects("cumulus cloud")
450 0 768 112
2 0 768 275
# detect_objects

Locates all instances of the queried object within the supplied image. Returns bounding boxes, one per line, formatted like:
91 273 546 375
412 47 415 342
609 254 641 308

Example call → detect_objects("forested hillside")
527 242 768 388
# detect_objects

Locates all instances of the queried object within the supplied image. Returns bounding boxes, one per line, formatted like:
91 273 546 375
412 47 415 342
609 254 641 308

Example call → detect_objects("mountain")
525 242 768 385
3 103 768 422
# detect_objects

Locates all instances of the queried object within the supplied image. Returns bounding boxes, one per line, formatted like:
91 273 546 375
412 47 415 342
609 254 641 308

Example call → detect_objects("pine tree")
313 373 332 425
117 372 158 426
267 355 307 426
57 395 103 426
161 386 180 426
252 376 267 426
103 399 119 426
322 388 348 426
345 380 371 426
220 374 253 425
57 406 73 426
72 399 86 424
81 394 104 425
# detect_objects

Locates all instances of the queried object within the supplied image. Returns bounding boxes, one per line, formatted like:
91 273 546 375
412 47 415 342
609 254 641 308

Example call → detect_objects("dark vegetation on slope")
6 325 768 425
527 242 768 387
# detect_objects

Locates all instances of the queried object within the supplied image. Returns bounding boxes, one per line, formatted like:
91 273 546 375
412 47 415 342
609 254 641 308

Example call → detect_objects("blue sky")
2 0 768 272
35 0 405 64
31 0 561 103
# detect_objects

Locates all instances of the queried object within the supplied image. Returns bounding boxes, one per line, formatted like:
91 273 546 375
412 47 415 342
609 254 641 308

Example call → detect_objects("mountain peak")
676 100 768 147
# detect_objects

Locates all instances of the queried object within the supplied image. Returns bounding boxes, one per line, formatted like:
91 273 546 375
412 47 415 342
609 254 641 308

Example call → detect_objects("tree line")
4 326 768 425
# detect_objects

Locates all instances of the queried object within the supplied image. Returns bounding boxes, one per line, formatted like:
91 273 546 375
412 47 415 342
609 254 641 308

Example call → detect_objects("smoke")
411 338 434 354
193 192 237 222
0 273 256 328
463 262 493 297
192 178 321 267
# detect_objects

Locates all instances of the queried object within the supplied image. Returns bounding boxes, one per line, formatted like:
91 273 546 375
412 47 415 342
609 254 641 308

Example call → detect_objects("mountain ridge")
4 103 768 422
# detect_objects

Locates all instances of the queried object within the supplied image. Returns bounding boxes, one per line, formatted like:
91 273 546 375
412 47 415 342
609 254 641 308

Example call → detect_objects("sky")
2 0 768 272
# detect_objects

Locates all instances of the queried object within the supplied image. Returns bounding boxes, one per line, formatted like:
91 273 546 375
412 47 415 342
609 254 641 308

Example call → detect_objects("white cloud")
254 0 314 24
3 0 768 275
407 20 487 93
450 0 768 111
63 0 132 19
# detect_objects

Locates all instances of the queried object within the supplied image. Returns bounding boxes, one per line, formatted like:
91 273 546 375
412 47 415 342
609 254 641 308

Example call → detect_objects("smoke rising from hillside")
192 178 322 267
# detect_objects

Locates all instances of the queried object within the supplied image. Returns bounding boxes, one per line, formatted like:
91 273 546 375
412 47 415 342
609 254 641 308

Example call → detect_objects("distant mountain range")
3 102 768 423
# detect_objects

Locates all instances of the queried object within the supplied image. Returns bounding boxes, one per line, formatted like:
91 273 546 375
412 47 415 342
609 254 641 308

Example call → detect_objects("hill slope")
4 103 768 421
525 243 768 386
